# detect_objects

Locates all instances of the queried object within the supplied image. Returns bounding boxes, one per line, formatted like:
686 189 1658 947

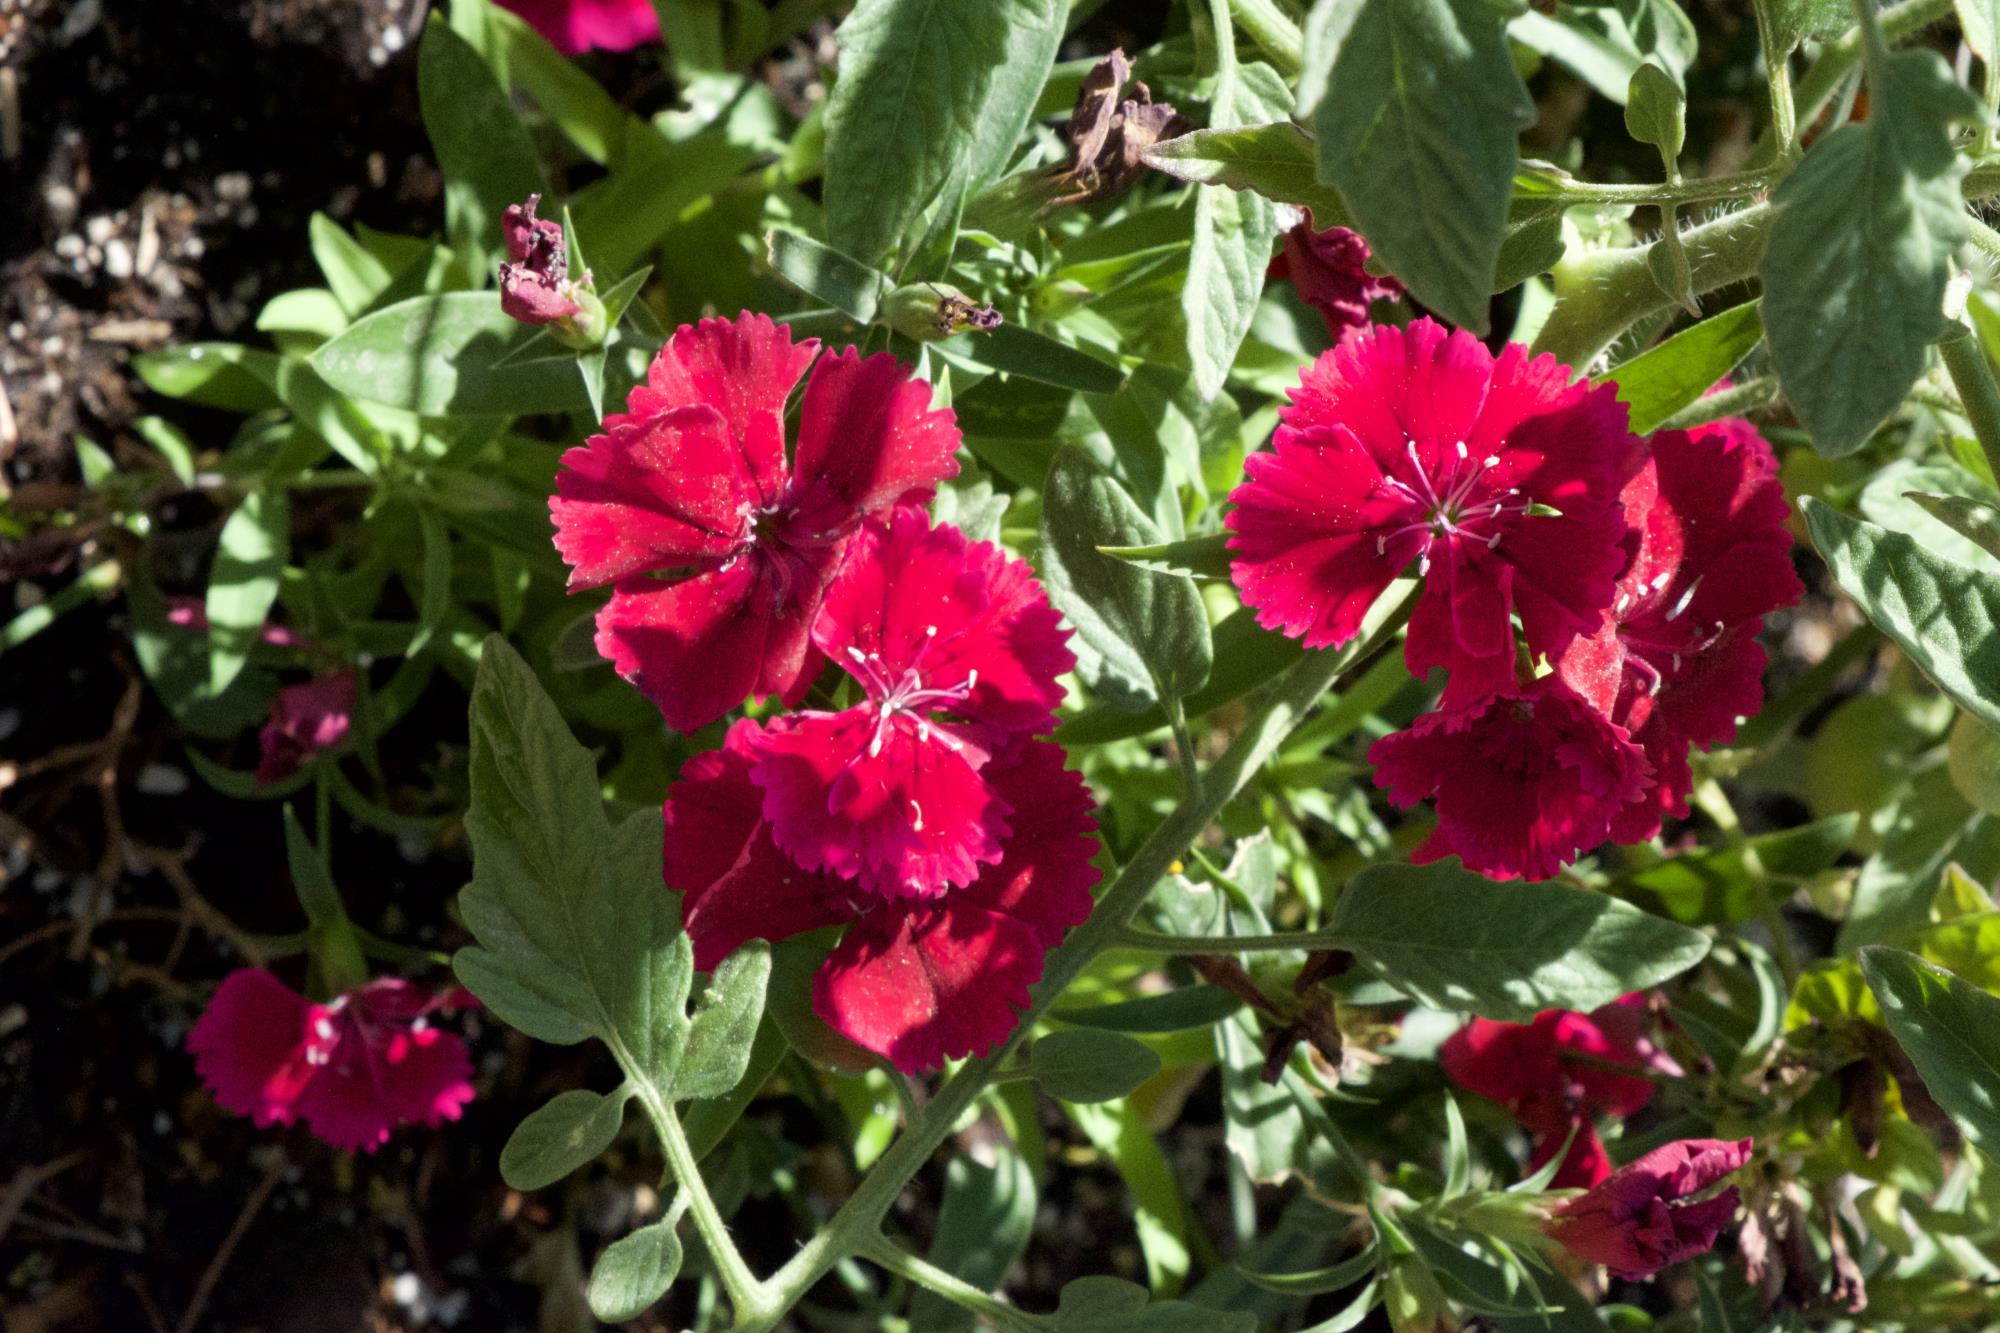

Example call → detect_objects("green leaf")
1326 860 1711 1021
1803 499 2000 732
1039 448 1214 711
587 1217 683 1323
419 15 549 256
1962 0 2000 62
310 213 395 317
1624 61 1686 163
501 1086 631 1191
281 807 346 933
1859 460 2000 577
912 1148 1038 1332
1142 121 1351 224
1184 62 1286 399
1053 1276 1258 1332
1054 986 1244 1033
1768 0 1852 50
1032 1029 1162 1103
1627 813 1859 925
1909 490 2000 565
822 0 1065 263
1239 1246 1377 1297
487 5 626 163
1605 299 1763 434
675 942 772 1102
205 488 289 696
1760 47 1982 456
1311 0 1534 332
1861 946 2000 1159
764 228 887 323
1097 533 1234 581
134 343 284 411
1510 0 1696 104
313 292 642 416
939 322 1124 395
408 503 455 659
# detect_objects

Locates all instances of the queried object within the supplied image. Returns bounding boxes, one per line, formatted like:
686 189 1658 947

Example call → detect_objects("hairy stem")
637 1084 771 1321
1752 0 1801 167
860 1236 1052 1331
1938 322 2000 487
1518 169 1771 208
1229 0 1304 78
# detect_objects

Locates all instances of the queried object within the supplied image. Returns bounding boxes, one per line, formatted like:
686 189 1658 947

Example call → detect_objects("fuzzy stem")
1229 0 1304 77
859 1236 1052 1331
1938 322 2000 488
1752 0 1802 167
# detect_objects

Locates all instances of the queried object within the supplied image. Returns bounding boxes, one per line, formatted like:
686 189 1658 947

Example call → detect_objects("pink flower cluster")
551 315 1099 1072
1228 318 1801 880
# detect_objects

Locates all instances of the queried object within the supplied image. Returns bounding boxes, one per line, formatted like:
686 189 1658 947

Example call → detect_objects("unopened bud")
1382 1254 1456 1333
884 283 1002 341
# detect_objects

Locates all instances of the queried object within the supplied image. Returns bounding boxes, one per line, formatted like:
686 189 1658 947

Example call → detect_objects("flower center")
843 625 977 759
1375 439 1530 572
1615 574 1727 695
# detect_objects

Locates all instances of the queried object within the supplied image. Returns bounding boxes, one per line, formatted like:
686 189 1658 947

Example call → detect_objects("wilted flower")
1049 49 1190 206
1546 1137 1753 1279
1269 210 1404 339
256 669 355 786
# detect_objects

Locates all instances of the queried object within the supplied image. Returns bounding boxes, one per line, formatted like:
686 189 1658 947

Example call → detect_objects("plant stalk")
859 1236 1052 1331
1938 322 2000 487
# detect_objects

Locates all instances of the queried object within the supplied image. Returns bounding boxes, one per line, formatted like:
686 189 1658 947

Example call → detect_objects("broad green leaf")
1326 860 1711 1021
1769 0 1853 50
1142 121 1351 224
1859 460 2000 577
1098 534 1234 581
1844 764 2000 951
1761 47 1982 456
1949 711 2000 814
1625 61 1686 163
134 343 284 412
310 213 395 317
764 228 886 323
1605 299 1763 434
587 1217 683 1323
1862 947 2000 1159
456 637 690 1085
1312 0 1534 331
822 0 1065 263
1510 0 1696 103
911 1149 1038 1332
1032 1029 1162 1103
501 1087 631 1191
1803 499 2000 732
419 16 548 257
312 292 643 416
205 488 289 696
1184 62 1286 399
675 942 772 1101
1053 1276 1258 1332
683 1017 788 1161
1039 448 1214 711
1959 0 2000 62
1055 985 1244 1033
938 322 1124 395
1218 1012 1309 1182
1626 814 1859 925
487 4 626 163
1909 490 2000 566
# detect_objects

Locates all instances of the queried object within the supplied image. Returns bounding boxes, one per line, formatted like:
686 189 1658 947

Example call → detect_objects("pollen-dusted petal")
750 711 1010 900
787 346 962 525
187 969 317 1129
815 509 1074 735
1370 677 1651 882
641 312 817 506
662 720 850 971
955 735 1101 947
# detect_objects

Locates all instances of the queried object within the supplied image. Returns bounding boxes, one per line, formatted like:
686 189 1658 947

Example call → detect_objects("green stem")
1966 215 2000 263
1518 169 1771 208
1110 923 1336 953
1166 693 1202 800
739 591 1418 1330
1660 376 1780 430
636 1084 771 1321
1937 323 2000 487
1228 0 1303 78
859 1236 1051 1331
1752 1 1801 167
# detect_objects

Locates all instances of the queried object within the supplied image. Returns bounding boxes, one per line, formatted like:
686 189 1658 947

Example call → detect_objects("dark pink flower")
256 670 355 785
1557 420 1802 843
494 0 659 56
1267 210 1403 339
187 969 475 1154
1227 318 1634 695
549 313 961 732
498 193 581 327
748 508 1073 899
665 721 1099 1072
1369 675 1651 881
1546 1137 1753 1279
1441 995 1681 1188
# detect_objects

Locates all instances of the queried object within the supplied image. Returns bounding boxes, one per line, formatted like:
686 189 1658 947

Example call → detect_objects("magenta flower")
494 0 659 55
748 508 1074 899
1557 420 1802 843
1546 1137 1753 1279
1268 210 1403 339
498 194 582 327
1369 675 1651 882
187 969 475 1154
1227 318 1634 695
256 670 356 786
667 721 1100 1072
550 313 961 732
1441 994 1680 1189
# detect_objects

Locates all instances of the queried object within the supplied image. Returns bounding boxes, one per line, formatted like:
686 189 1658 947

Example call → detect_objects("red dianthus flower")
666 721 1099 1072
187 969 474 1154
749 508 1074 899
1556 419 1802 844
494 0 659 55
550 314 960 732
256 670 356 786
1369 675 1651 882
1441 994 1680 1188
1546 1137 1752 1279
1227 318 1634 698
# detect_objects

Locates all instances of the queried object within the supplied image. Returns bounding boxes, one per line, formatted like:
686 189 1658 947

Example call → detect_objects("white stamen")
910 799 924 831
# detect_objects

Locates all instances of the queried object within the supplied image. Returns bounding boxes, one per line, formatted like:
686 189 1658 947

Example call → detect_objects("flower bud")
883 283 1001 341
1382 1253 1456 1333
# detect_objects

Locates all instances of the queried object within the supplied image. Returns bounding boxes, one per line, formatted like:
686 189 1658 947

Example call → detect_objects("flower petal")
187 969 315 1129
787 347 961 526
637 312 818 507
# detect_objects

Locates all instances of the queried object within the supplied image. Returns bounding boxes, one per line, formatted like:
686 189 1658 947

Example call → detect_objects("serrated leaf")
1326 860 1711 1021
1606 298 1763 434
205 488 289 696
1039 448 1213 711
1313 0 1534 331
1804 499 2000 733
1862 947 2000 1160
501 1087 631 1191
587 1217 683 1323
675 942 772 1102
822 0 1065 264
1761 47 1982 456
1032 1029 1161 1103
